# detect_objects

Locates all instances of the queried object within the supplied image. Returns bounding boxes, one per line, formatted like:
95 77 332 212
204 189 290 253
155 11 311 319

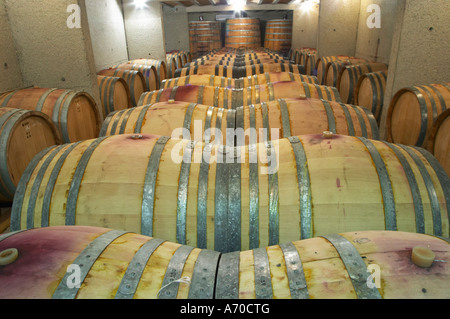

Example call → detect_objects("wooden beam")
179 1 195 6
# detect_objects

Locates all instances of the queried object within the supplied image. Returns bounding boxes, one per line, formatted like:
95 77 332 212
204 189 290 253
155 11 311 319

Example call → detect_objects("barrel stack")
0 14 449 301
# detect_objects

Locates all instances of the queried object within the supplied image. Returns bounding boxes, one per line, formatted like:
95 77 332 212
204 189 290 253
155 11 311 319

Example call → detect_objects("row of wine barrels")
187 58 289 67
304 51 318 76
264 19 292 54
165 55 178 78
337 62 388 104
293 48 316 65
167 52 184 70
174 63 306 79
161 73 319 89
10 133 449 253
0 108 61 202
315 55 357 85
114 63 158 91
225 18 262 49
100 99 379 145
1 226 448 299
354 70 388 124
97 76 132 119
387 84 450 149
324 58 369 87
138 82 341 109
128 59 168 86
196 52 285 62
189 21 222 59
97 68 146 107
428 109 450 177
0 87 101 143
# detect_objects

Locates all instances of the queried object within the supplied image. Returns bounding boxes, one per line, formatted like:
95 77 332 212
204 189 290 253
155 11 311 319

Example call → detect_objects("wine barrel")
174 63 306 79
189 21 222 59
293 48 316 65
138 82 341 109
225 18 261 49
264 20 293 54
325 58 369 87
196 52 284 61
428 109 450 177
166 55 178 78
101 98 379 143
97 76 132 118
162 74 236 89
0 87 101 143
167 52 184 69
187 58 289 67
0 108 61 202
304 51 318 76
354 70 388 124
128 59 168 85
114 63 158 91
237 72 319 88
337 63 388 104
387 84 450 148
315 55 353 85
97 68 146 107
11 133 449 253
1 226 448 299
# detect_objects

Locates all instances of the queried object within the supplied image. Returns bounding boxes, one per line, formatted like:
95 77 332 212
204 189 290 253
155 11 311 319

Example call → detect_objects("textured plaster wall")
317 0 362 58
355 0 398 64
292 2 320 50
0 0 23 92
3 0 100 107
86 0 129 71
162 5 190 53
379 0 450 138
123 0 166 60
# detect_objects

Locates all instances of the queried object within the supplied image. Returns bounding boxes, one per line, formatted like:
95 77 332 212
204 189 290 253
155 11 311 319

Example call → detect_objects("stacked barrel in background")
264 19 293 57
189 21 222 59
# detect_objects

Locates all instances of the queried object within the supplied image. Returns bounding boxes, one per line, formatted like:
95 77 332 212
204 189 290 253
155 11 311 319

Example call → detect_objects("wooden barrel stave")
324 58 369 87
264 20 293 54
115 63 158 91
128 59 168 86
10 134 449 252
0 87 101 143
189 21 222 59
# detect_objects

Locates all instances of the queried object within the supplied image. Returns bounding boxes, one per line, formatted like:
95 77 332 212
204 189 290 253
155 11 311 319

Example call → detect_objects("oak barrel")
11 134 449 253
428 109 450 177
189 21 222 59
225 18 261 49
264 20 293 54
174 63 306 79
0 108 61 202
137 82 341 109
315 55 354 85
128 59 168 85
0 87 101 143
101 98 379 143
115 63 158 91
337 62 388 104
354 70 388 124
97 76 132 118
324 58 369 87
97 68 146 107
387 84 450 148
1 226 448 299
